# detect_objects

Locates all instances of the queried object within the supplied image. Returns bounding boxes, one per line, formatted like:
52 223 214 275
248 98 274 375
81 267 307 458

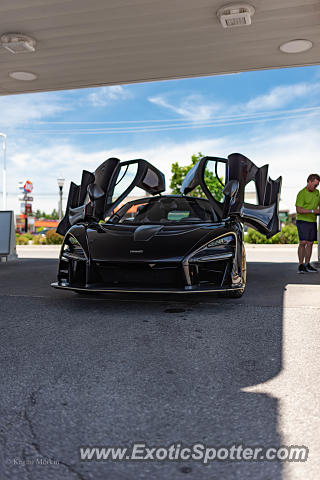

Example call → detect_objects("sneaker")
305 263 318 273
297 264 307 274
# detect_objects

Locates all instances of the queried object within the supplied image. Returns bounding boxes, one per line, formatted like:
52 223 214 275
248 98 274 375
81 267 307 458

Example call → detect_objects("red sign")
24 180 33 194
25 204 32 215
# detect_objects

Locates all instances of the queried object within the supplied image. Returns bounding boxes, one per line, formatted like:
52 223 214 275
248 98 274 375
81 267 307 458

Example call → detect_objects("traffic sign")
24 180 33 194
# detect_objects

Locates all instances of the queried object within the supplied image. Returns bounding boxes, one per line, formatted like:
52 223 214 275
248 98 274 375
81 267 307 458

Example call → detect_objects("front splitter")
51 282 244 294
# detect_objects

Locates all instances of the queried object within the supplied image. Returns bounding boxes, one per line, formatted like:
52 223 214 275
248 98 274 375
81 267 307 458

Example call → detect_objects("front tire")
222 288 244 298
221 242 246 298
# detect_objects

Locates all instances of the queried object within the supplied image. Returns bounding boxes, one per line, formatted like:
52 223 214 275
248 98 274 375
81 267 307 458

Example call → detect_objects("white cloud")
5 116 320 215
245 82 320 112
149 81 320 122
88 85 132 107
239 126 320 211
6 142 115 214
0 93 68 126
148 94 221 121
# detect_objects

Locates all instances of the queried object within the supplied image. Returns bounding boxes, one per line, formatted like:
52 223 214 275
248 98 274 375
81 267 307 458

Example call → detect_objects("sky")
1 64 320 215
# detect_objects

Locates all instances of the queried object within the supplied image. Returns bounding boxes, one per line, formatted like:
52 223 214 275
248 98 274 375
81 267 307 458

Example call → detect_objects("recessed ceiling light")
280 39 313 54
1 33 36 54
9 71 38 81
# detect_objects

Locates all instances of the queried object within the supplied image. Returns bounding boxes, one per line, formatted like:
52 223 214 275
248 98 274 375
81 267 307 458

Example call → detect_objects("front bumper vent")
95 262 184 288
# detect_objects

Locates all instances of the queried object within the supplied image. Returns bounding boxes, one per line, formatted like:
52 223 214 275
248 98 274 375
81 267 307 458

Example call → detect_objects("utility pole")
57 177 65 221
25 197 28 233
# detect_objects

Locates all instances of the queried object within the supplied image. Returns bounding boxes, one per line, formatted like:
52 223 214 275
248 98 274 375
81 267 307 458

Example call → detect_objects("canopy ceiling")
0 0 319 95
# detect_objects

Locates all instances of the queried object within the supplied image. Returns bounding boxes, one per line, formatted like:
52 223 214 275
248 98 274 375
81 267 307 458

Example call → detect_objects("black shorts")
296 220 317 242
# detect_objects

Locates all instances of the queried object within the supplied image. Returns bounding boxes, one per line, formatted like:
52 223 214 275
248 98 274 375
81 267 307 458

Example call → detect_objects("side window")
244 180 258 205
112 162 139 203
203 160 226 202
119 201 148 223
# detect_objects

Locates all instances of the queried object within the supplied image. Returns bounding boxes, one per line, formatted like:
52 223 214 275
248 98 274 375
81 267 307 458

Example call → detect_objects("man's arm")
296 206 320 214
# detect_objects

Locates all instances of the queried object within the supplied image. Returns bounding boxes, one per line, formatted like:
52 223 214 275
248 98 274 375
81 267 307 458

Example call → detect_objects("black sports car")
52 154 281 297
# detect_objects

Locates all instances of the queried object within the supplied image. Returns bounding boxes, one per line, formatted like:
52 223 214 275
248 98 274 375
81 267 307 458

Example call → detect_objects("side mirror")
87 183 105 201
223 179 239 199
222 180 239 218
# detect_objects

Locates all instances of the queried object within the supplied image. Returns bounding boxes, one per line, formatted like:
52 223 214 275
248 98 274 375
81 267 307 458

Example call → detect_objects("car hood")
87 223 229 262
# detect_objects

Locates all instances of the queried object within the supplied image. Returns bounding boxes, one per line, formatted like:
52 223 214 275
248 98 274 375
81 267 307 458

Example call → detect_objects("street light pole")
0 133 7 210
57 177 65 221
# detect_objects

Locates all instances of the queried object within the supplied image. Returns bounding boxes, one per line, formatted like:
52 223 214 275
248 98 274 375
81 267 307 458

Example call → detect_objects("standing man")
295 173 320 273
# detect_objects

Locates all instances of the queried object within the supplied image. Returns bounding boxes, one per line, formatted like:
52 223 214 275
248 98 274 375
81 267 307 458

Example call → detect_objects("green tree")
34 209 59 219
35 209 42 219
170 152 224 201
50 208 59 220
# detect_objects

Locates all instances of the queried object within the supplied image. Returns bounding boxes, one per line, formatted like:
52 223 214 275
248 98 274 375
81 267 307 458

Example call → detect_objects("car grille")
95 262 184 288
189 260 231 287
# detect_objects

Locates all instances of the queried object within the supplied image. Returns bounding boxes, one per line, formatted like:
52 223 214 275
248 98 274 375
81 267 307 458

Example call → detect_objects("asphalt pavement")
0 246 319 480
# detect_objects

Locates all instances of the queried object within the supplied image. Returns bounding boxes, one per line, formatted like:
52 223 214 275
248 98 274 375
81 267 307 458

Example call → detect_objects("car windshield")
113 197 218 224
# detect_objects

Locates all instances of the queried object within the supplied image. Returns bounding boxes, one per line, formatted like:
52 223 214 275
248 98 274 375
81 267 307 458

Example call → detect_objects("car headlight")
187 234 236 265
207 234 235 248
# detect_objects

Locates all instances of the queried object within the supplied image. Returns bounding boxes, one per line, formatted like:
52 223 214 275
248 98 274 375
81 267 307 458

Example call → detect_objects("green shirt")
296 187 320 222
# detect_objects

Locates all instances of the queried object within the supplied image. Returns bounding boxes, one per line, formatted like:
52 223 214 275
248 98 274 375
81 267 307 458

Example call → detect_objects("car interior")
117 197 219 224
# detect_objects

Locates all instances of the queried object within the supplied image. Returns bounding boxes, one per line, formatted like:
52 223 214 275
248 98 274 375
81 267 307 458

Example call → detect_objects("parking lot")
0 245 319 480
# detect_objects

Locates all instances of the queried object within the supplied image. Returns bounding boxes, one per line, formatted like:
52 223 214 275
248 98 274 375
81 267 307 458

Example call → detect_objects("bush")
245 224 299 244
245 229 272 244
32 235 47 245
23 232 34 241
270 223 299 244
16 235 29 245
45 229 63 245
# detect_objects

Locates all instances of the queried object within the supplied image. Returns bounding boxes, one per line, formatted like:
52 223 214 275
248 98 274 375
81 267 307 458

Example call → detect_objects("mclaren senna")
51 154 281 297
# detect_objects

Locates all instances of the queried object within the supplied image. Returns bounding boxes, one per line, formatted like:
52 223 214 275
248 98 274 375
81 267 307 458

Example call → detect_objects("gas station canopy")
0 0 319 95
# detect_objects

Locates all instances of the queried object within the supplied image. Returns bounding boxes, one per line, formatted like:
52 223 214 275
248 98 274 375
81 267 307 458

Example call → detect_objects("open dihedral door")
57 157 166 236
227 153 282 238
180 156 228 220
180 153 282 238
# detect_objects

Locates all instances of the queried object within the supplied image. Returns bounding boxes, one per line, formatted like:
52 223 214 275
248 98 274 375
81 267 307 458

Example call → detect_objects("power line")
19 105 320 124
16 111 320 135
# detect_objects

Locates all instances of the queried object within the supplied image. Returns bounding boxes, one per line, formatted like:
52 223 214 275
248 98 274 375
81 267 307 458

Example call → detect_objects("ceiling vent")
217 4 255 28
0 33 36 54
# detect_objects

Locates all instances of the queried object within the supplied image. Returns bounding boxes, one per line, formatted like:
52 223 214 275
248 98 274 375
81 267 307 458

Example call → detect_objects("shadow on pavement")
0 258 317 479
